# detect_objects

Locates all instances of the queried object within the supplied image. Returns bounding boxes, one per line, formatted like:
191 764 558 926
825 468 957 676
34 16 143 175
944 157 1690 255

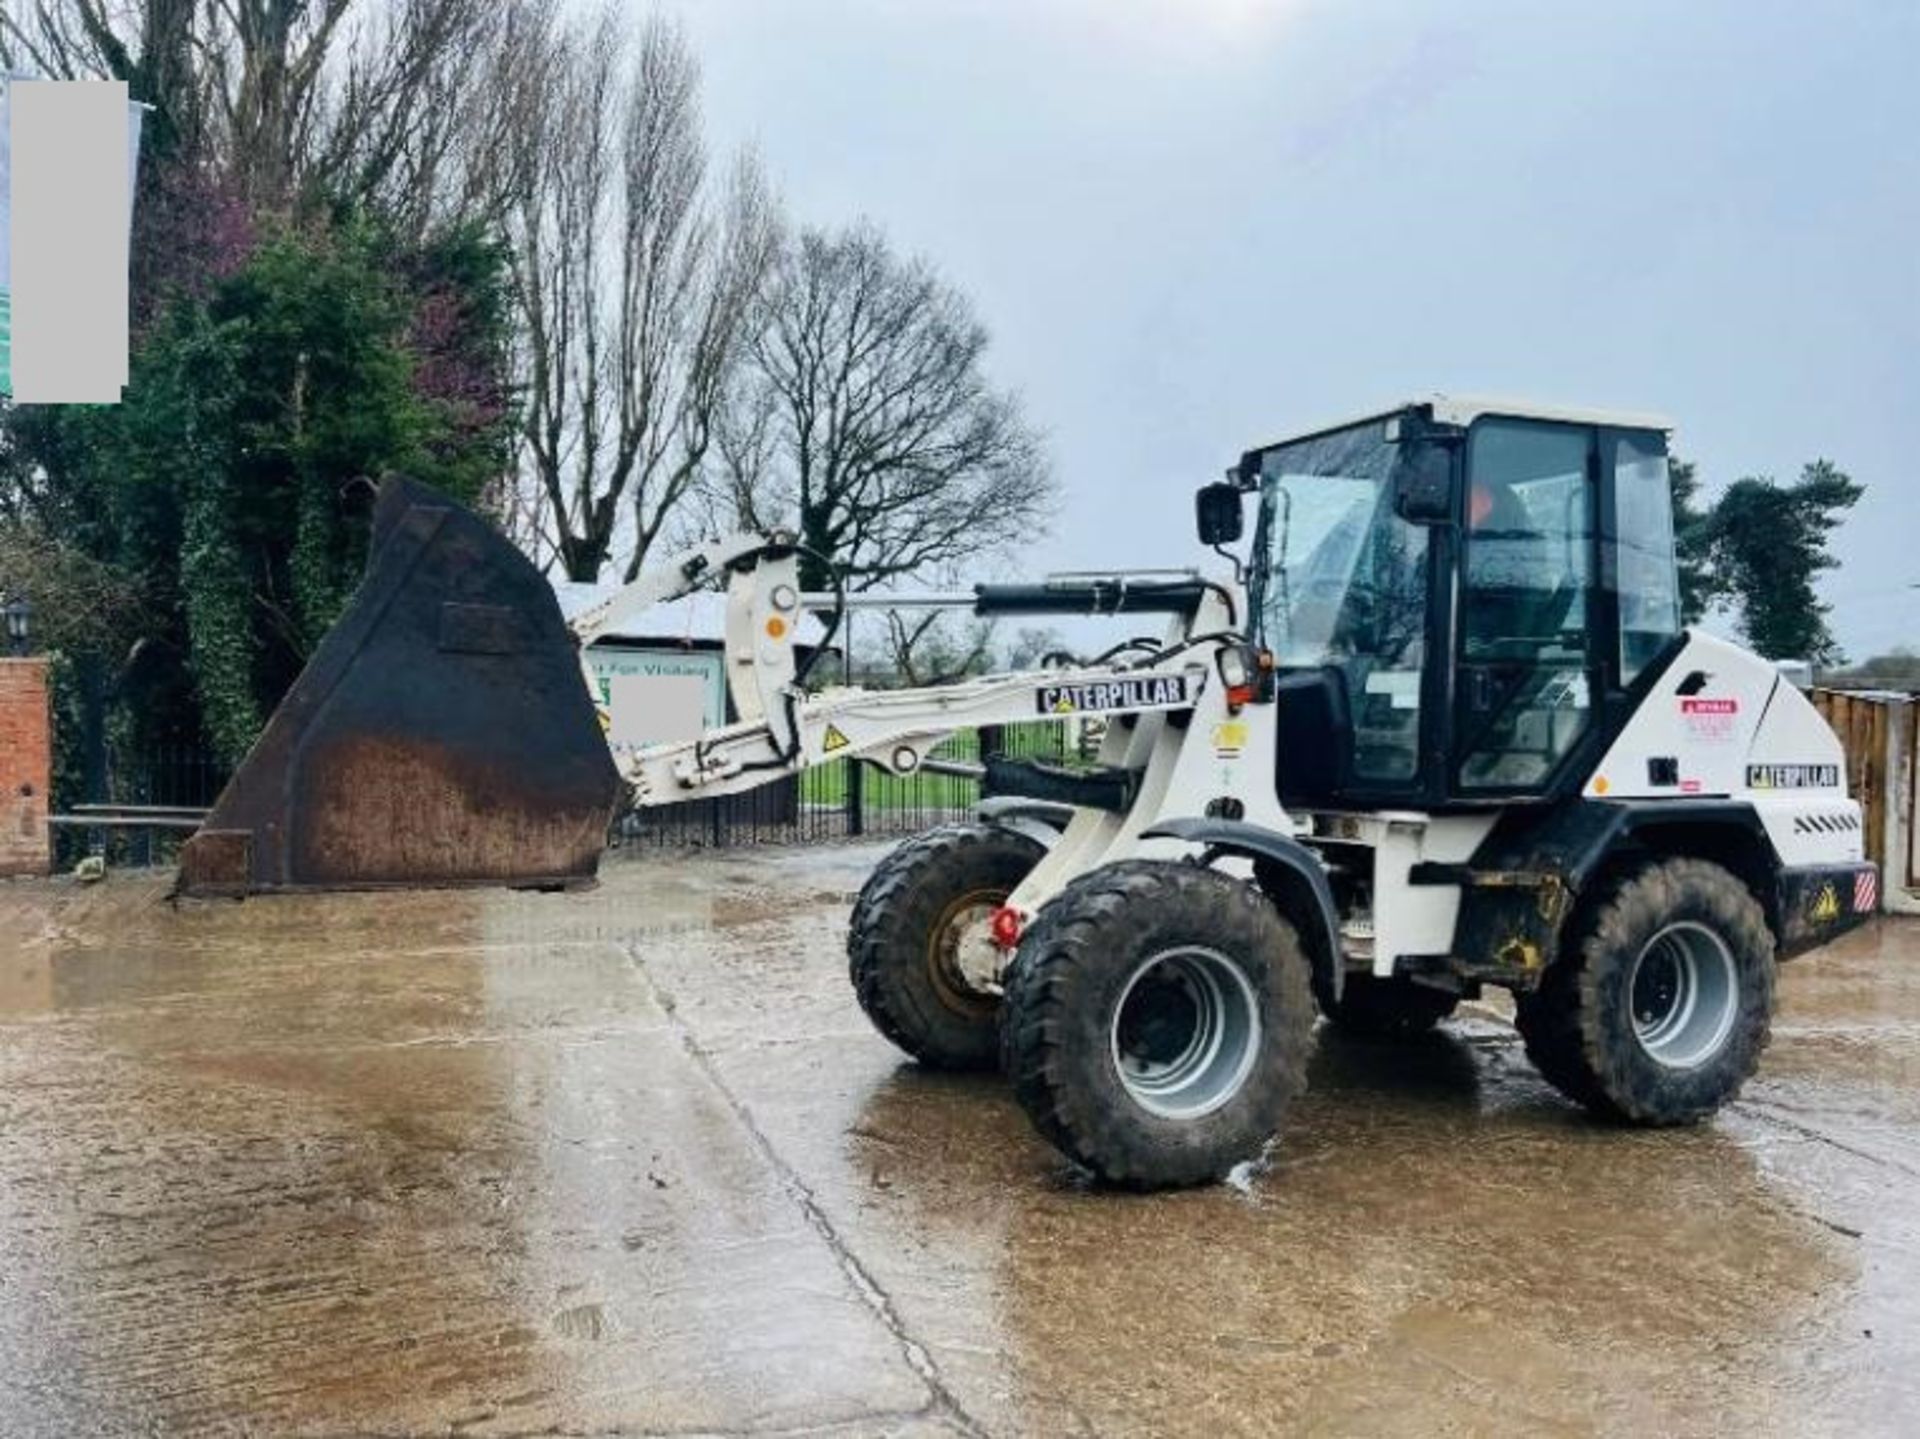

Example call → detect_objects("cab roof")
1262 393 1676 451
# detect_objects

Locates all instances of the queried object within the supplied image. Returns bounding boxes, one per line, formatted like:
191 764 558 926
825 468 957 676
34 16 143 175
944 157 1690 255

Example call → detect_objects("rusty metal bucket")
177 477 623 897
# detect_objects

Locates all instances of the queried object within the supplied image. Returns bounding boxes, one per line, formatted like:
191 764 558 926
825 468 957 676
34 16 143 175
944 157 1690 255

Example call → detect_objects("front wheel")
1001 861 1316 1189
848 823 1046 1070
1514 857 1776 1124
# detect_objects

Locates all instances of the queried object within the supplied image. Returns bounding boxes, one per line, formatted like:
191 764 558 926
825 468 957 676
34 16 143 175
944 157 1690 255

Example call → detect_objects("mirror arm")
1211 540 1246 585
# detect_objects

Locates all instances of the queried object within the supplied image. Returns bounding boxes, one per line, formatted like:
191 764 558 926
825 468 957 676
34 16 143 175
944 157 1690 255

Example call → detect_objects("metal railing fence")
49 721 1098 868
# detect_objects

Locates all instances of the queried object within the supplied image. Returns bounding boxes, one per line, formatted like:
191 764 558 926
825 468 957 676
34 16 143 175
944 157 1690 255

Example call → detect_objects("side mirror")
1392 443 1455 525
1196 482 1245 545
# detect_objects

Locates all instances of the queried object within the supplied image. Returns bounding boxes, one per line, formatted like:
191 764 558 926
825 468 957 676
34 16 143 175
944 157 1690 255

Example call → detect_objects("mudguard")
1141 816 1344 1005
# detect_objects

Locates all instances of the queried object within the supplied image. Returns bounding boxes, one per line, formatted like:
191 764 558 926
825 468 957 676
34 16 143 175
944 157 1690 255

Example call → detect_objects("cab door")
1452 419 1601 795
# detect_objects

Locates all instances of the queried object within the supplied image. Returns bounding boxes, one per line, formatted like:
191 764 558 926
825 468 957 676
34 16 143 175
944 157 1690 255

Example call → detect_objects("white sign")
585 645 725 755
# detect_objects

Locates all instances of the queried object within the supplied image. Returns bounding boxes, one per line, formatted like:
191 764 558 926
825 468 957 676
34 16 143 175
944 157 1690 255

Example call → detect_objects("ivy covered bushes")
3 211 513 768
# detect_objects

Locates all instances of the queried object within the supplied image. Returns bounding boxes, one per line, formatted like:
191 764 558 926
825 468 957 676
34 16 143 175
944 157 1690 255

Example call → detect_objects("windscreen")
1253 417 1431 783
1255 421 1425 668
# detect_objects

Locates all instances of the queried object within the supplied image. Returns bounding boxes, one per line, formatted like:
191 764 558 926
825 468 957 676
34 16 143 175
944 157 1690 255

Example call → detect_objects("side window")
1457 421 1596 791
1614 433 1682 684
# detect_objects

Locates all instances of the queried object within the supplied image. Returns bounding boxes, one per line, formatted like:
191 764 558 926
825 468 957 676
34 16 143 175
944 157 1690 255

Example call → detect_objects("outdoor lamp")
3 593 31 656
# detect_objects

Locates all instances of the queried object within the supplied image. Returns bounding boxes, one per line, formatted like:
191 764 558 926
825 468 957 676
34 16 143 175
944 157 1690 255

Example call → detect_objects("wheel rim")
1628 921 1739 1069
1109 946 1261 1120
925 889 1005 1020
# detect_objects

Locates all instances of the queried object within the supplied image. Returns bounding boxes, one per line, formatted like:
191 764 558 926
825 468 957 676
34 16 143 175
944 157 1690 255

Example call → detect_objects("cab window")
1457 421 1597 791
1614 433 1682 684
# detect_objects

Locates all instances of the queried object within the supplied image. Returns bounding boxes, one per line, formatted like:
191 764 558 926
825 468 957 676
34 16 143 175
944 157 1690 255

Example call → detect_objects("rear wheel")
1001 861 1316 1189
848 823 1045 1070
1321 973 1459 1038
1514 857 1775 1124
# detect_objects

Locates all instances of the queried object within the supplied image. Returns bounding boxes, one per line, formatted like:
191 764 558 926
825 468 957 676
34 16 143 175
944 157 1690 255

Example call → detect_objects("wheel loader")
178 395 1878 1188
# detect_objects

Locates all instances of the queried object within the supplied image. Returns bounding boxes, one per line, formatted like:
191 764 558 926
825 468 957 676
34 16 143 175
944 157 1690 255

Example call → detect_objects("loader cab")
1241 397 1682 808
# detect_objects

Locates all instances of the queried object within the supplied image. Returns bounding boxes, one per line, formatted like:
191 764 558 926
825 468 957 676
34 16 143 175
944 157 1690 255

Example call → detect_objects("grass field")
795 722 1087 811
799 763 978 810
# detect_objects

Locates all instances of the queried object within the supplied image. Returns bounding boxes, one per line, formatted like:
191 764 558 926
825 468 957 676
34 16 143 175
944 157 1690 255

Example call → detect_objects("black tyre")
1001 860 1316 1189
1321 974 1459 1038
848 823 1046 1070
1514 857 1776 1124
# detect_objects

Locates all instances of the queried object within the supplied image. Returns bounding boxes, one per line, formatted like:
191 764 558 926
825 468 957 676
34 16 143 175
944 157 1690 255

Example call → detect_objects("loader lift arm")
624 658 1212 806
598 531 1233 806
595 527 1311 988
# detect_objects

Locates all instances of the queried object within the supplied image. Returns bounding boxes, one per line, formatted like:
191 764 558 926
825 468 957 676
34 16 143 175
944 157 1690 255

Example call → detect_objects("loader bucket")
176 476 624 897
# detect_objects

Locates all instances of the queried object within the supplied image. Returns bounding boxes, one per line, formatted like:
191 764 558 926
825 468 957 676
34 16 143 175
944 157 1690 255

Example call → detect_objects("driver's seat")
1463 484 1576 656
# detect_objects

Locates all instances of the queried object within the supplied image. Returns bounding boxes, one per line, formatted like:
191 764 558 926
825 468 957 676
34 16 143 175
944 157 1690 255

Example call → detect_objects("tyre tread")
1515 857 1775 1124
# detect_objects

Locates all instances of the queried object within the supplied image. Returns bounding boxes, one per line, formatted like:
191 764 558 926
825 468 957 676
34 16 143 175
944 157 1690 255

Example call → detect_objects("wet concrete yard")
2 843 1917 1436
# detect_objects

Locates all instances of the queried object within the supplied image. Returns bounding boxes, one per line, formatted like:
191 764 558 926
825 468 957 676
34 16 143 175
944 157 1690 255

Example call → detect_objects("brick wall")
0 659 52 877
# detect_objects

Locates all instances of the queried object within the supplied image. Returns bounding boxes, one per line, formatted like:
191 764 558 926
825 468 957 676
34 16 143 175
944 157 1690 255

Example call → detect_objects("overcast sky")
674 0 1916 658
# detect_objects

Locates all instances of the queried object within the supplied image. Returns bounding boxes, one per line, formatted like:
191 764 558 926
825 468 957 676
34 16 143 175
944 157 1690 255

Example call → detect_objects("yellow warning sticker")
1211 720 1248 758
1811 883 1840 923
822 724 851 754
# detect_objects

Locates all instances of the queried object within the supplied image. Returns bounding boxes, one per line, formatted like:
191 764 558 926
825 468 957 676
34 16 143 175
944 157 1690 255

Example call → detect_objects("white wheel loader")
180 395 1877 1189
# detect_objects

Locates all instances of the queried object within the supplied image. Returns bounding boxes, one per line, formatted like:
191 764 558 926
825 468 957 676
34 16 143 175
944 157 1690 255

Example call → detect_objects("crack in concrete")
626 942 990 1439
1734 1097 1920 1180
451 1403 964 1438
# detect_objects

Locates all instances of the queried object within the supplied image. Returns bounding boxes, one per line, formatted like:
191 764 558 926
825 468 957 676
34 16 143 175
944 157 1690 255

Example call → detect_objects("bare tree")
475 444 554 571
505 11 775 582
309 0 539 237
1005 624 1070 670
716 221 1053 593
881 610 997 687
0 0 527 230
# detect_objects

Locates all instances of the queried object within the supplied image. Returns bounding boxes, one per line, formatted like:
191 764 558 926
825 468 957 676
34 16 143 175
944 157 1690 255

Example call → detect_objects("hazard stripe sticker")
1855 868 1878 914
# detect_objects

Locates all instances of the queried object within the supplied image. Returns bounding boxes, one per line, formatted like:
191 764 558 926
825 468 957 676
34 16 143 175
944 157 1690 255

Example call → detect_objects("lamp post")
3 592 31 656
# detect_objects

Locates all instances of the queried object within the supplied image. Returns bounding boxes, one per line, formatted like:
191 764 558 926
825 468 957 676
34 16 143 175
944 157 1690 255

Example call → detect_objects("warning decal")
1681 697 1739 744
1811 883 1840 923
1211 720 1249 759
822 724 851 753
1857 869 1879 913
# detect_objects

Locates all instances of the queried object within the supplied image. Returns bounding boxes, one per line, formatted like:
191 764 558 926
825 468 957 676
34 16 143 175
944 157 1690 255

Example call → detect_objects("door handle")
1469 668 1496 712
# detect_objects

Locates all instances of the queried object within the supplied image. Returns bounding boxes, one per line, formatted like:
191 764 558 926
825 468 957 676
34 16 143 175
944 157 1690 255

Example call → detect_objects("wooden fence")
1813 689 1893 872
1812 688 1916 910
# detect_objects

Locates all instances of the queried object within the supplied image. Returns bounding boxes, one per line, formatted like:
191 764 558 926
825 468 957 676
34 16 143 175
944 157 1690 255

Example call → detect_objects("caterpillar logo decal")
1035 672 1197 716
1748 763 1841 790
